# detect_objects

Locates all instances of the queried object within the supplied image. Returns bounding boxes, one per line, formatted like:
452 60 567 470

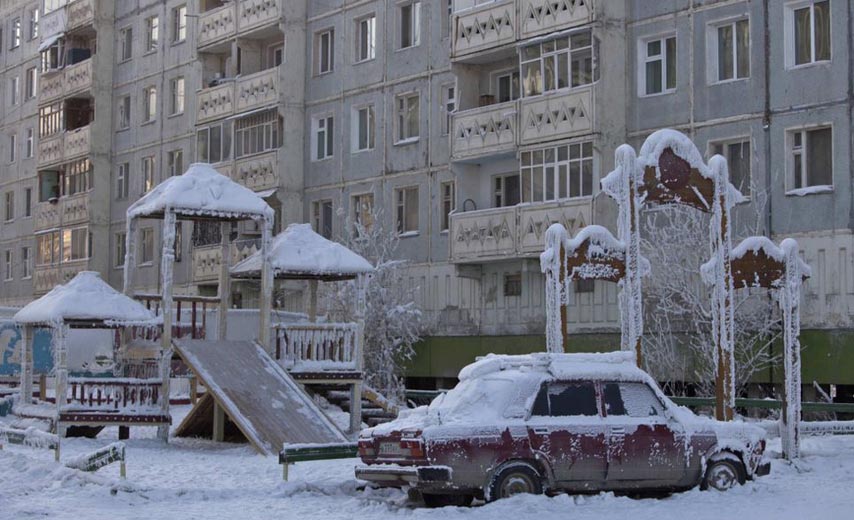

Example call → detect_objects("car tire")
702 455 746 492
422 493 474 508
488 462 544 502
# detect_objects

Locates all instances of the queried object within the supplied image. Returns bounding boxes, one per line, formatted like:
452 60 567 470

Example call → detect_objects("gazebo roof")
127 163 274 222
14 272 157 327
231 223 374 281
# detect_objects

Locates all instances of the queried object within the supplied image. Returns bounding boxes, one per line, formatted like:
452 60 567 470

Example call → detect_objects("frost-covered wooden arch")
123 164 274 440
702 237 810 459
602 130 745 420
540 224 648 359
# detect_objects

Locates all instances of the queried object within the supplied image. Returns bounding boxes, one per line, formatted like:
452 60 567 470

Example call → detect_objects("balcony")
33 259 88 295
66 0 94 32
234 151 278 191
451 100 517 161
452 0 516 59
37 125 91 168
518 87 593 145
197 0 280 49
197 68 279 124
449 198 593 263
38 58 92 103
34 192 90 232
192 239 262 282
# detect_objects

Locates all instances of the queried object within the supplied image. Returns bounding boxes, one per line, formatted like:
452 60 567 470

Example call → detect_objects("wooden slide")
172 339 347 456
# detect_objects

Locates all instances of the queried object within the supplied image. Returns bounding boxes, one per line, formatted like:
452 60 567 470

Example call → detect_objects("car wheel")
488 463 544 501
702 457 746 492
422 493 474 508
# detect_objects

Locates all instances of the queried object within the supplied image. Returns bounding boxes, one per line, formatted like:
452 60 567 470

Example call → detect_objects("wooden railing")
66 378 163 411
274 322 362 372
133 294 220 340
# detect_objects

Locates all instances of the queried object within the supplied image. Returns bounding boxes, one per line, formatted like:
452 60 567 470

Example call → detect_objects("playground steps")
314 387 398 428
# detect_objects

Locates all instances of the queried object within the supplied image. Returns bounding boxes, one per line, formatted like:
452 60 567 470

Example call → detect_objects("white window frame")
4 250 12 281
707 17 750 84
145 15 159 53
142 156 156 193
170 76 185 115
172 5 187 44
786 124 834 193
11 18 21 49
119 26 133 62
351 192 374 233
355 14 376 63
394 185 419 236
784 0 832 69
25 67 37 100
10 76 19 105
25 128 34 158
440 180 455 232
493 172 522 208
398 1 421 50
22 246 32 279
24 187 32 217
492 68 521 103
140 227 154 265
115 232 127 268
142 85 157 123
395 92 420 144
520 29 596 98
4 191 14 222
315 28 334 75
118 95 131 129
167 149 183 177
708 136 752 197
61 226 89 263
520 141 595 203
638 33 677 97
442 84 456 136
116 162 129 200
29 8 39 40
352 104 375 153
313 114 334 161
9 134 17 163
312 199 334 239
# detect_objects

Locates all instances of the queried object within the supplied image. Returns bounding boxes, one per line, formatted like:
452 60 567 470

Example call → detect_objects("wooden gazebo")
14 271 166 438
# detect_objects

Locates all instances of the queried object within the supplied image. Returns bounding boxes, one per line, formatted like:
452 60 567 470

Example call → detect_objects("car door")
526 381 607 486
602 382 687 485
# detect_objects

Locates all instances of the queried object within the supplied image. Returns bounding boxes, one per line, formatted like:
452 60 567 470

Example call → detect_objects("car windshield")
428 371 544 423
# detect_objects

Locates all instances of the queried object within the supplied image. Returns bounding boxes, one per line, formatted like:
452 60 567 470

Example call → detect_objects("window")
520 142 594 203
167 149 183 177
788 0 830 66
39 171 60 202
64 158 91 196
531 382 598 417
115 232 127 267
118 95 131 129
711 139 751 195
575 279 595 293
714 19 749 82
269 44 284 67
399 1 421 49
442 0 453 39
24 188 32 217
315 29 334 75
142 156 156 193
503 272 522 296
172 5 187 43
120 26 133 61
494 174 521 207
61 227 88 262
312 200 333 239
10 76 19 105
353 105 375 152
142 86 157 123
196 121 232 163
313 114 334 160
39 103 64 137
36 231 60 265
789 126 832 190
4 192 13 221
496 70 520 103
116 162 129 199
395 186 419 235
9 134 16 163
602 383 665 418
521 29 595 97
352 193 374 233
170 76 185 115
442 85 455 136
141 228 154 264
25 67 37 99
640 35 676 95
40 37 64 72
235 110 282 158
146 16 159 52
4 251 12 281
25 128 34 158
355 15 376 62
395 92 420 143
11 18 21 48
29 9 39 40
21 247 31 279
440 181 454 231
44 0 65 14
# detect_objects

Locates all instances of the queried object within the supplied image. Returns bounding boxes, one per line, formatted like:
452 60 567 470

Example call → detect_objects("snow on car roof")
458 351 650 383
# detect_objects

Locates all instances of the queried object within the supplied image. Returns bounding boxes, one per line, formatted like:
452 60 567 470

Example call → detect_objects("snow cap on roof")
127 163 274 221
458 351 644 383
14 271 157 326
231 223 374 279
700 236 812 285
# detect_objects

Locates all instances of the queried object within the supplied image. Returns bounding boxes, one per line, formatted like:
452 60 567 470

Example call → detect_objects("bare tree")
640 188 781 397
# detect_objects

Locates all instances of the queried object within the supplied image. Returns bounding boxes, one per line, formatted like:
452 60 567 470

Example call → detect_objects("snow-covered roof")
14 272 157 326
231 223 374 280
127 163 274 221
701 236 812 285
458 351 647 383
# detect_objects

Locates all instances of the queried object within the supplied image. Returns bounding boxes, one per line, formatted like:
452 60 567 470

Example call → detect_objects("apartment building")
0 0 851 389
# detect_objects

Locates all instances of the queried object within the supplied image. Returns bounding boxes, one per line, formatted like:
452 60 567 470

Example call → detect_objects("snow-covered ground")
1 406 853 520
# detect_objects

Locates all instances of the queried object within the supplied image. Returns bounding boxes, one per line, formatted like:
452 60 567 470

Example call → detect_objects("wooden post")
780 239 803 460
54 324 68 437
19 325 33 404
558 243 568 353
212 401 225 442
39 374 47 402
189 376 198 405
627 161 643 368
259 218 273 352
157 211 177 442
218 221 231 341
308 280 318 322
714 192 735 422
350 320 365 434
122 219 138 295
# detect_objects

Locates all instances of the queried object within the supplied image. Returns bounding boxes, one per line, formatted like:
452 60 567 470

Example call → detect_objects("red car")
356 352 769 507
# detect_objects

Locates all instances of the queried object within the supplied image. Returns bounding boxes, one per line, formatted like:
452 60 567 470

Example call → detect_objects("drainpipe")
763 0 772 237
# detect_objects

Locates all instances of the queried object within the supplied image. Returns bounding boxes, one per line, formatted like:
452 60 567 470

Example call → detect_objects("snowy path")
2 410 853 520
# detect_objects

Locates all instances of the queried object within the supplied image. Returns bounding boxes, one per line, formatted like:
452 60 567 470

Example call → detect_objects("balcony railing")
196 68 278 124
449 198 593 263
451 0 593 60
34 192 90 232
66 0 94 31
198 0 280 49
273 322 363 373
234 151 278 191
450 86 593 160
36 125 91 168
192 239 262 282
64 58 93 96
33 259 88 294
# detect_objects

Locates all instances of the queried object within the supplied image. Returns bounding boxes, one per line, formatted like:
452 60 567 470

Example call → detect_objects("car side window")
603 382 665 418
531 382 598 417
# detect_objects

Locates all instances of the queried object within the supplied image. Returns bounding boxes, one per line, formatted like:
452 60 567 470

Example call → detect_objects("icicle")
780 238 804 460
541 223 569 353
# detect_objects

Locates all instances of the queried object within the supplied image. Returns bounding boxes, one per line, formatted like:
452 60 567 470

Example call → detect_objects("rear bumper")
355 464 452 488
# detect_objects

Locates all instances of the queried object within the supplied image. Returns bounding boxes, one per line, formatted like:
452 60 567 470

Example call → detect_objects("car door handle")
532 427 550 435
